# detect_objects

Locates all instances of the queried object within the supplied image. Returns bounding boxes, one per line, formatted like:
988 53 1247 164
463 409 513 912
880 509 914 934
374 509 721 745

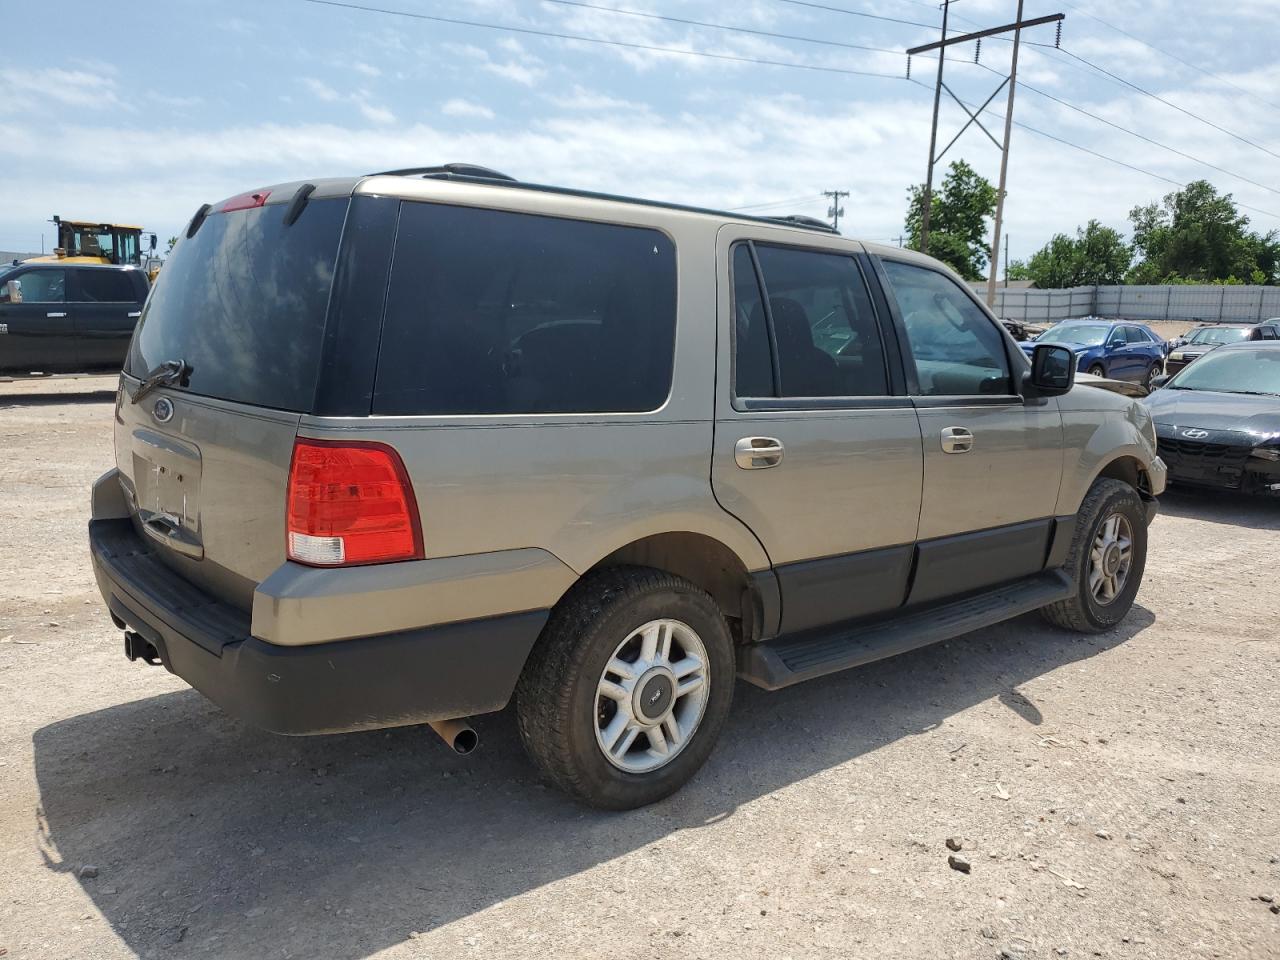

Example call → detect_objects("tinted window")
126 198 346 412
882 259 1012 396
77 269 136 302
748 245 888 397
1129 326 1153 343
732 244 773 397
9 269 65 303
1259 326 1277 340
374 203 676 415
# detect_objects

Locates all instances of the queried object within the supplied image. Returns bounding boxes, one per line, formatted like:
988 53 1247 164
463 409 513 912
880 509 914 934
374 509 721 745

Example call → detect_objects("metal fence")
988 285 1280 324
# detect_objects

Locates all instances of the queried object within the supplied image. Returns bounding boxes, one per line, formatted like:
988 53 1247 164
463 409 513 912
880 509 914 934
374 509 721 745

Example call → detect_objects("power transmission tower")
823 190 849 231
908 3 1064 305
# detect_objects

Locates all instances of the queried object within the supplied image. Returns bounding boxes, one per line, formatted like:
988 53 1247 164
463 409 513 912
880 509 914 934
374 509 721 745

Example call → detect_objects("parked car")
1146 341 1280 495
999 318 1046 342
1163 324 1264 375
89 166 1165 809
0 261 148 375
1020 318 1166 388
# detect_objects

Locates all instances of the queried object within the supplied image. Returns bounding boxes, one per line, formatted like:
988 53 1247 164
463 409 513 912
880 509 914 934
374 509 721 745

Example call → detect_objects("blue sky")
3 0 1279 266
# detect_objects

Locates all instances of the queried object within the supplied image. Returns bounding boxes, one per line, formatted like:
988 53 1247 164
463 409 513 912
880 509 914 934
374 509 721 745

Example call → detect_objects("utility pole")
907 5 1064 304
918 0 952 255
1003 233 1009 288
986 0 1024 309
823 190 849 232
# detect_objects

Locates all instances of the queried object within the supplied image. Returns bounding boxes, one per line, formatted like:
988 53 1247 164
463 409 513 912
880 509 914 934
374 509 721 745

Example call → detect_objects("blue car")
1020 318 1166 388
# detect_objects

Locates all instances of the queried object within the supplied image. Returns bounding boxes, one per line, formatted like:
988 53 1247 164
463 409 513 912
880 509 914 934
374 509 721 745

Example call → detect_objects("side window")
8 270 66 303
734 243 889 399
1123 326 1146 344
731 245 774 398
373 203 677 415
78 269 136 302
881 259 1012 397
1260 326 1278 340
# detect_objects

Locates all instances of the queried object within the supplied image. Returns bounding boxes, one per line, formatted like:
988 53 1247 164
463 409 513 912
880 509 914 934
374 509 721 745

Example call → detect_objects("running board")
737 570 1074 691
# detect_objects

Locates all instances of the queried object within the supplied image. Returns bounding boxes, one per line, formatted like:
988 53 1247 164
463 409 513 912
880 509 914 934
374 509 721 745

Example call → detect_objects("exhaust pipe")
428 718 478 755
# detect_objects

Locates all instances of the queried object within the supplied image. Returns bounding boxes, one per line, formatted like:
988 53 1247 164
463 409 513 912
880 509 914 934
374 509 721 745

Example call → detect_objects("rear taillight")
286 439 423 567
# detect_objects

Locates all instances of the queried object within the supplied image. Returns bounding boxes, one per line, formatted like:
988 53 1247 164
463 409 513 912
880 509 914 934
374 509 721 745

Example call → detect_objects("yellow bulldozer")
27 216 161 280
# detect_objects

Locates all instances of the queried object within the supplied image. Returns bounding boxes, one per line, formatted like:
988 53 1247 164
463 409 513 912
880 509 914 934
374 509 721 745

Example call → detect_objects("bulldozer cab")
51 217 156 267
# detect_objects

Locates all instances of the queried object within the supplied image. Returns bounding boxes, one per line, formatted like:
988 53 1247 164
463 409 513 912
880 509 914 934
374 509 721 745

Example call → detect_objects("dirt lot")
1 375 1277 960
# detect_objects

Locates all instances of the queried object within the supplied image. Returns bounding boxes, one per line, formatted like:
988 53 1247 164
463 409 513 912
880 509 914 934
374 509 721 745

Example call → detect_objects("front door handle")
46 311 67 318
940 426 974 454
735 436 784 469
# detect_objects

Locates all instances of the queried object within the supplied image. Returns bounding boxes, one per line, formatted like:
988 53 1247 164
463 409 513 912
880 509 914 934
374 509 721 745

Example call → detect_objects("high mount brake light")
218 189 272 213
286 439 423 567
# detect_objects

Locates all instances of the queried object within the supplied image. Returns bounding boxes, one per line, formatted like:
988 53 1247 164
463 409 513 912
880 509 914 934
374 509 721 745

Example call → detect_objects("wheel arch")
566 531 775 644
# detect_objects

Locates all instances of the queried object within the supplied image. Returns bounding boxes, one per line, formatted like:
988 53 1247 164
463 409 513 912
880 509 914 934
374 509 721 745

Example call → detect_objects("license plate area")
131 428 204 559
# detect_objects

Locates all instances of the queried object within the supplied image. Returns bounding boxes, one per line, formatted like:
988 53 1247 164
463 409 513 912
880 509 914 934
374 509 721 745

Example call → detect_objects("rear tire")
1041 478 1148 633
1142 363 1159 389
515 566 735 810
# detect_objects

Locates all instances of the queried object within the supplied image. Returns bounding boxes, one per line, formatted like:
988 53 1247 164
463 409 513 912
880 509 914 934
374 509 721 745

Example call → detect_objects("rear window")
373 202 677 415
125 198 347 412
77 269 136 302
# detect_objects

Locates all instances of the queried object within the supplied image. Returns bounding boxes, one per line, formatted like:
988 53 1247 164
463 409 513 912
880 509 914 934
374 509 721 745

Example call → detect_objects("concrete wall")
988 285 1280 324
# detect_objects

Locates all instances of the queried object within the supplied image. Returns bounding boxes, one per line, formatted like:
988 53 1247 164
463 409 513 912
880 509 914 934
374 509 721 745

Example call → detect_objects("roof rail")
763 214 838 234
371 163 517 181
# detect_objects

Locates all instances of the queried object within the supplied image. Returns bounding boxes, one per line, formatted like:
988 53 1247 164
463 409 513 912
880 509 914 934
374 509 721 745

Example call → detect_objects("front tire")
1087 363 1106 377
515 566 735 810
1041 478 1148 633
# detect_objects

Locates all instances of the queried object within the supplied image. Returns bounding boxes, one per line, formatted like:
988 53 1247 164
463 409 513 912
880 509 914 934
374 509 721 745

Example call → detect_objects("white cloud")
301 77 395 124
0 68 129 113
353 61 382 77
441 98 496 120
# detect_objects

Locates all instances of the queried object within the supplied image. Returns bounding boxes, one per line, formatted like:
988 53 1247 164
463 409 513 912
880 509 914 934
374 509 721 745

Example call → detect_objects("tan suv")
90 164 1166 809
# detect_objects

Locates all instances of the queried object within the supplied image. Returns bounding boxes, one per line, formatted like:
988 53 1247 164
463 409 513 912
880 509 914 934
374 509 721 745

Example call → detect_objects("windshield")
1169 347 1280 395
1187 326 1249 346
1040 322 1111 346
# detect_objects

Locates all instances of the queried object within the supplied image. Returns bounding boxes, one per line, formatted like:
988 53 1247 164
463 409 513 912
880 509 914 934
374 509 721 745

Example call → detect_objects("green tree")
1127 180 1280 284
165 235 179 255
1006 258 1032 281
905 159 998 280
1022 220 1132 287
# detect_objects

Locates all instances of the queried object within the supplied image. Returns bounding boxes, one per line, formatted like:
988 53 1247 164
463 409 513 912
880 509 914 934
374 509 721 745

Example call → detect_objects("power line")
770 0 936 30
1055 47 1280 163
540 0 906 56
300 0 910 79
1058 0 1280 113
971 62 1280 198
908 78 1280 222
731 195 828 211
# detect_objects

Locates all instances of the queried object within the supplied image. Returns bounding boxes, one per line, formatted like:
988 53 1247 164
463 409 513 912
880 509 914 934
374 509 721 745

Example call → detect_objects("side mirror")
1 279 22 304
1149 374 1172 390
1024 343 1075 398
150 233 157 251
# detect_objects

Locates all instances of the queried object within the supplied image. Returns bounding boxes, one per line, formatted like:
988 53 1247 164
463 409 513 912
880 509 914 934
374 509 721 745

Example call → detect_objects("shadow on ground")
0 389 116 408
33 606 1154 958
1156 486 1280 530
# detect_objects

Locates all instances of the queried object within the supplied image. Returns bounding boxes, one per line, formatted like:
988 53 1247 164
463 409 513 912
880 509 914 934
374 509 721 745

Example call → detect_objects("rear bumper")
89 518 548 735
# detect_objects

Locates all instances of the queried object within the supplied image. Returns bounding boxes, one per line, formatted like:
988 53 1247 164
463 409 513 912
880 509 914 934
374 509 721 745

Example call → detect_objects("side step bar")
738 570 1074 691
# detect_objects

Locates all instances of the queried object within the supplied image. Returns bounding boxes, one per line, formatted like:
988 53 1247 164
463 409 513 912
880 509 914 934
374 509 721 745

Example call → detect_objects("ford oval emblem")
153 397 175 424
1181 428 1209 439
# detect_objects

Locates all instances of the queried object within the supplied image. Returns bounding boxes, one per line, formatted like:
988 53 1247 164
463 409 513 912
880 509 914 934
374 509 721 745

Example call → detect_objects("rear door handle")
940 426 974 454
735 436 784 469
46 311 67 318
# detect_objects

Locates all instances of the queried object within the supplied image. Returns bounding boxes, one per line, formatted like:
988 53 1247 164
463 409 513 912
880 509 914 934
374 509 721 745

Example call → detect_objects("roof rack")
763 214 838 234
366 164 840 235
372 163 517 181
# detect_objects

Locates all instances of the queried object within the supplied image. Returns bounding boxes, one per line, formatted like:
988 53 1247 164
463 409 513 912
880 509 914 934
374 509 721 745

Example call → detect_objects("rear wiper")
131 358 190 404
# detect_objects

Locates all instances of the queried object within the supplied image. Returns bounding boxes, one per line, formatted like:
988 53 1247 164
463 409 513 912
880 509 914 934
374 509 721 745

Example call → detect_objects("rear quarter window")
372 202 677 415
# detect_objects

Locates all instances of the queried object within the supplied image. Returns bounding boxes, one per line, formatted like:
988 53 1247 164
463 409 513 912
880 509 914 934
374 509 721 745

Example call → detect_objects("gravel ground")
1 375 1277 960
